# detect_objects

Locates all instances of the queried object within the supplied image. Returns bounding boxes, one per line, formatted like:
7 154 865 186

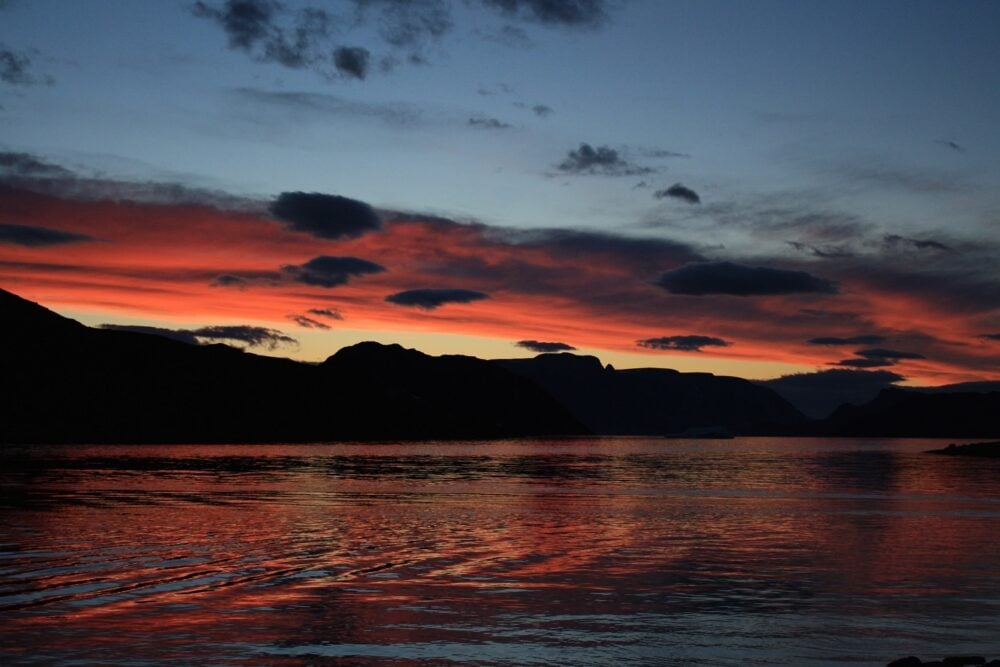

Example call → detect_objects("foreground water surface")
1 437 998 665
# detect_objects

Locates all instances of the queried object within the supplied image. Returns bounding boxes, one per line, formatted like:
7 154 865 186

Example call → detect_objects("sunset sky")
2 0 999 385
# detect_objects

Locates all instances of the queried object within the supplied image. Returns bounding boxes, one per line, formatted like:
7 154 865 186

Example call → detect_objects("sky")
2 0 999 387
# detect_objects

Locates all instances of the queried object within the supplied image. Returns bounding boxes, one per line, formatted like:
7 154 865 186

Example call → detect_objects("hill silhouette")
495 353 808 435
0 288 583 443
819 387 1000 438
3 287 997 443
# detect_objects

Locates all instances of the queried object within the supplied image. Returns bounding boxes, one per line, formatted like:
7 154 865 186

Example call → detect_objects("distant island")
3 287 999 444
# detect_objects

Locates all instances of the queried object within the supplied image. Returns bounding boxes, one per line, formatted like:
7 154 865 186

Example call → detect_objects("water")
1 437 998 666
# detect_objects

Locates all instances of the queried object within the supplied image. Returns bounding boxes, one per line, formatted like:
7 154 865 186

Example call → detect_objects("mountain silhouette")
3 287 997 443
819 387 1000 437
495 353 809 435
0 288 583 443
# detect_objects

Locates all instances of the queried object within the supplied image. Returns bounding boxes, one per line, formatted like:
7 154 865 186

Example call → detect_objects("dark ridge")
495 353 809 435
0 288 584 443
820 388 1000 438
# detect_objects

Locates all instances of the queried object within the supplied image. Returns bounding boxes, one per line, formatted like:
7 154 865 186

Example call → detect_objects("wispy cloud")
0 223 93 247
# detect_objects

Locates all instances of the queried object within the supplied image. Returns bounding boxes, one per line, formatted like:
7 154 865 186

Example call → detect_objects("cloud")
654 183 701 204
307 307 343 320
234 87 422 126
883 234 952 253
786 241 854 259
385 288 490 309
0 223 94 247
0 44 51 86
282 255 385 287
516 340 576 352
855 348 926 361
532 104 553 117
980 333 1000 342
269 191 381 239
758 368 904 418
333 46 370 79
468 116 512 129
640 148 690 159
0 152 73 178
557 143 653 176
637 335 730 352
194 0 610 81
480 0 608 28
101 323 296 350
288 314 331 329
833 357 897 368
807 335 886 346
655 261 838 296
192 0 333 69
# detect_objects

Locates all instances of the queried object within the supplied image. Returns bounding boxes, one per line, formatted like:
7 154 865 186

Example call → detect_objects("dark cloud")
516 340 576 353
883 234 952 253
385 288 490 309
195 0 609 81
855 348 926 361
0 151 73 178
532 104 553 117
282 255 385 288
1 44 51 86
758 368 904 419
807 335 886 346
333 46 370 79
0 223 93 247
480 0 608 28
637 335 730 352
654 183 701 204
496 227 703 274
307 307 343 320
269 191 381 239
100 323 296 350
468 116 511 129
833 357 897 368
193 1 333 69
288 314 331 329
980 333 1000 342
654 261 838 297
557 143 653 176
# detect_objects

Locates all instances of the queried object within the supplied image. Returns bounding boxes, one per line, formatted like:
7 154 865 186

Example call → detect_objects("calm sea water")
1 437 998 666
